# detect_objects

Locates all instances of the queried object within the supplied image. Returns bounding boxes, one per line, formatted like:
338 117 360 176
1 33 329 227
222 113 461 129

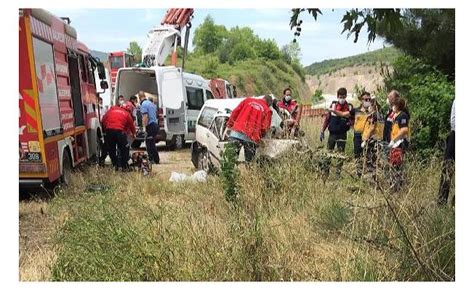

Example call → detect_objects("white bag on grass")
169 170 207 183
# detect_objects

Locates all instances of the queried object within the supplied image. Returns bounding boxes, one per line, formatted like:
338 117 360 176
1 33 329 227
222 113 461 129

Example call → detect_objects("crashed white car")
191 96 301 172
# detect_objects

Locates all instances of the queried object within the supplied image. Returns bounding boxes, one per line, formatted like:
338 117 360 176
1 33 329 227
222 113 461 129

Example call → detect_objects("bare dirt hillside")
305 64 390 95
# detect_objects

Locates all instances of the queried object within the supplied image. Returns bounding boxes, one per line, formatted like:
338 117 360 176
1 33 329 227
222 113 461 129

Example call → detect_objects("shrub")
312 89 324 104
382 55 455 157
203 57 219 77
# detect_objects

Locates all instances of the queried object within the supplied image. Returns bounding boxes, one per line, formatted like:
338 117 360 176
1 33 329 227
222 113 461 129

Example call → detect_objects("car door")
207 117 224 168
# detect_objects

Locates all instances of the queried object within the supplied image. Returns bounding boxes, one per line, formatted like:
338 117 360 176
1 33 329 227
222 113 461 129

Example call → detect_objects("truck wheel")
166 137 175 150
95 132 103 163
60 151 73 186
191 142 200 169
131 139 142 149
166 135 184 150
175 135 185 150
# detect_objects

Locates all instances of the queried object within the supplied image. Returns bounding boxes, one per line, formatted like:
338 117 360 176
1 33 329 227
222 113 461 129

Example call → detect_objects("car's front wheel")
197 148 212 173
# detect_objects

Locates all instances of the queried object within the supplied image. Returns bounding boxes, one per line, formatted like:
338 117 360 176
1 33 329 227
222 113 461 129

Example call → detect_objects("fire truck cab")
108 51 134 92
19 8 108 188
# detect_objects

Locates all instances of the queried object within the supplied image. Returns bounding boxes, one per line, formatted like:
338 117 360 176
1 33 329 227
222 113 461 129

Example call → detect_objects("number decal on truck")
26 152 42 162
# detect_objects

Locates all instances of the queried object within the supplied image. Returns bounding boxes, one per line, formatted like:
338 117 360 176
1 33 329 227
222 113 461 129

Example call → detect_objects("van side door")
161 70 186 135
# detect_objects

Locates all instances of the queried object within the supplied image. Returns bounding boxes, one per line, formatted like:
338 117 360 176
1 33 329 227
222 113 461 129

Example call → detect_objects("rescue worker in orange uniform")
385 96 410 191
360 96 385 175
352 92 372 176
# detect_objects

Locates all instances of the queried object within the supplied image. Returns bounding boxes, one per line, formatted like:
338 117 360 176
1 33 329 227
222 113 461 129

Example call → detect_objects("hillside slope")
184 55 312 103
305 47 401 76
305 64 391 96
304 47 401 96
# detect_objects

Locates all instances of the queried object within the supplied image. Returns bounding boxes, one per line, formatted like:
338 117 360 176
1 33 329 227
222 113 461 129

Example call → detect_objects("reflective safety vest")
362 117 385 141
389 111 410 142
373 120 385 141
354 109 369 133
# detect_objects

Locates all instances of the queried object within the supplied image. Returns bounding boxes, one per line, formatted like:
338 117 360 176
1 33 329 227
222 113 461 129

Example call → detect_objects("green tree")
126 41 142 64
255 39 281 60
203 57 219 77
380 55 454 157
215 26 259 64
230 42 257 62
312 88 324 104
376 9 455 80
193 15 228 54
281 42 302 64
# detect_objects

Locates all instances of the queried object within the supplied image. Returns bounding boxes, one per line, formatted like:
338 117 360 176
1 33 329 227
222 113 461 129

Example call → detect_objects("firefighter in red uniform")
277 88 301 135
122 96 138 125
102 105 136 171
320 87 354 177
226 95 273 162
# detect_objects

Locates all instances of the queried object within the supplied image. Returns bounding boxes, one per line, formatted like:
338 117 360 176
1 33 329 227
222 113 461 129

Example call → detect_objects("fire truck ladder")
142 8 194 68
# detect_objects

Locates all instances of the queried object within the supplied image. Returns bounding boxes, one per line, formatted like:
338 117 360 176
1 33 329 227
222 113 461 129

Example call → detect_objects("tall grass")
47 118 454 281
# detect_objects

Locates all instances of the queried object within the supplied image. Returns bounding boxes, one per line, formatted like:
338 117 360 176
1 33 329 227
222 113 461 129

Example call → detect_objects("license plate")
26 152 42 162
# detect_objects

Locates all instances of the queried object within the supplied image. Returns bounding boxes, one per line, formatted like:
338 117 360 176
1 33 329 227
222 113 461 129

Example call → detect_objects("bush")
203 57 219 77
312 89 324 104
255 39 282 60
382 55 454 157
290 61 306 82
230 43 257 62
318 197 351 233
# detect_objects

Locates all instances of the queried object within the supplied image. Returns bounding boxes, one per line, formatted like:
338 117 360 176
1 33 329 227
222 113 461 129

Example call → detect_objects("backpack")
328 101 353 134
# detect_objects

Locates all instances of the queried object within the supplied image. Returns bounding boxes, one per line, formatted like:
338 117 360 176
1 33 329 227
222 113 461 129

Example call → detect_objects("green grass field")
39 118 455 281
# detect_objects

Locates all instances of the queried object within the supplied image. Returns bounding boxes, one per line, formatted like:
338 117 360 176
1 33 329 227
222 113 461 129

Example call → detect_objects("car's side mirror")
100 80 108 90
97 62 107 80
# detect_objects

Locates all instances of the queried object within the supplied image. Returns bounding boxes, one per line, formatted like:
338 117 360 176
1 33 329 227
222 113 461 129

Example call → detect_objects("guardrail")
300 105 326 117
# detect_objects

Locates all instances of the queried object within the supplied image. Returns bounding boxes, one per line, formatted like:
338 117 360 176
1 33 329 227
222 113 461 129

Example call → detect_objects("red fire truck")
208 78 236 99
108 51 134 92
19 8 108 188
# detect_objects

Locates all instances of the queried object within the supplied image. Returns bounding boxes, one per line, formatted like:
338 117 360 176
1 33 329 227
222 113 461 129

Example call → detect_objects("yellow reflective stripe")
374 122 384 140
354 113 368 133
24 15 47 165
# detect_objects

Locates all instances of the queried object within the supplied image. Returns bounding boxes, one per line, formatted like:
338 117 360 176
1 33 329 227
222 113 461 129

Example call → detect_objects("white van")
114 66 214 149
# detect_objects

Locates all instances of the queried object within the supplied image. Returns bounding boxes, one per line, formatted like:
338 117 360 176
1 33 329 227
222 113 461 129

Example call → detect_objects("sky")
49 8 387 66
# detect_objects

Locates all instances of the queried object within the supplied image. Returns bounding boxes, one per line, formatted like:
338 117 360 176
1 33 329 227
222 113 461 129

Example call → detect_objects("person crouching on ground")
101 105 136 171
